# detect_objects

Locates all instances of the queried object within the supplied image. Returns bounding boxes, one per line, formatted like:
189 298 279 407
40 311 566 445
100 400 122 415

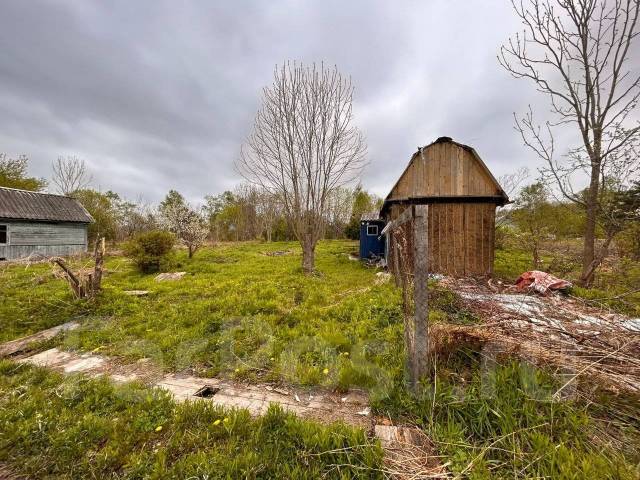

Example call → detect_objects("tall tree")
254 188 282 242
203 191 236 241
52 156 92 195
237 62 367 273
345 186 382 240
0 153 46 191
500 0 640 285
581 179 640 279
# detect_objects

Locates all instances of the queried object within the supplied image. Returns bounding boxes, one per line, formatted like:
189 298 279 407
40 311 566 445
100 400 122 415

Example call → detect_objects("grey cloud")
0 0 607 203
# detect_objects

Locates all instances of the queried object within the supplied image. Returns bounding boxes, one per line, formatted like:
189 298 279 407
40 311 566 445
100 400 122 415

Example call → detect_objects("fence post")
412 204 429 387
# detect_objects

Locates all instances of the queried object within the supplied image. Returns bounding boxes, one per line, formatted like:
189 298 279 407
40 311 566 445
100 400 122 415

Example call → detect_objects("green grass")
0 360 383 479
375 358 640 479
1 240 639 478
0 241 405 390
494 249 537 282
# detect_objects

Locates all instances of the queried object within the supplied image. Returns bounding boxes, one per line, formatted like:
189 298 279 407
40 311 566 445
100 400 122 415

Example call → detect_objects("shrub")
124 230 175 273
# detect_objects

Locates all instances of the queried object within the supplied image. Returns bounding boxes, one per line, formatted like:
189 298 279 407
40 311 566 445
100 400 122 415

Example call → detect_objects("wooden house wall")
387 204 495 277
0 221 88 260
388 141 501 200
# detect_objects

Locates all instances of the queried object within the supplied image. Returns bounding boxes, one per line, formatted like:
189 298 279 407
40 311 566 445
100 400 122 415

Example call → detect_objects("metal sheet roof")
360 212 381 221
0 187 93 223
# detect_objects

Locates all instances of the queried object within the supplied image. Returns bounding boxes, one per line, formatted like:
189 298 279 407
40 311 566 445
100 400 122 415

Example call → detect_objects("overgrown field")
0 360 383 479
0 241 404 389
1 240 639 478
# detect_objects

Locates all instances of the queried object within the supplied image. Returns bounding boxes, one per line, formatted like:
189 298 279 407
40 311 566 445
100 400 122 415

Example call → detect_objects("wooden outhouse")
381 137 509 277
0 187 93 261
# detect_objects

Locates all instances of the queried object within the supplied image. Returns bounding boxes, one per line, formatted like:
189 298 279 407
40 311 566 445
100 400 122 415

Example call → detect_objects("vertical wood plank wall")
427 203 495 276
388 203 495 277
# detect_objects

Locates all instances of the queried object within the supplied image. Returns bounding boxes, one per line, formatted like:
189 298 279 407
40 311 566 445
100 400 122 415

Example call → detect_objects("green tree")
124 230 175 273
73 189 120 242
512 182 553 269
0 154 46 191
159 189 186 213
616 182 640 260
345 186 382 240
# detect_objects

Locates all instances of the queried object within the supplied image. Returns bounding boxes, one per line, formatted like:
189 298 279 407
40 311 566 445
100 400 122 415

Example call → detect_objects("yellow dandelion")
155 425 163 432
213 419 221 426
223 417 230 423
323 368 329 375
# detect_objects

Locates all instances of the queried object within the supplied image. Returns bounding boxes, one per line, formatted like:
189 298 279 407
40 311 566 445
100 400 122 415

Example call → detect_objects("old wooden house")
0 187 93 260
381 137 509 277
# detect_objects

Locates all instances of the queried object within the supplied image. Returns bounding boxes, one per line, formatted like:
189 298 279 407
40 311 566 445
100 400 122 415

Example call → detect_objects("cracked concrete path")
19 347 372 427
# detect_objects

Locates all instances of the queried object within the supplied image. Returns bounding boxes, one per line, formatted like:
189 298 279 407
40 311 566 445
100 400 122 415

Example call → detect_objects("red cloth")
514 270 572 295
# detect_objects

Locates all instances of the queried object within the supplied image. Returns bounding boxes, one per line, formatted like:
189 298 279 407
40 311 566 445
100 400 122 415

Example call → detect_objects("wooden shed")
381 137 509 277
0 187 93 261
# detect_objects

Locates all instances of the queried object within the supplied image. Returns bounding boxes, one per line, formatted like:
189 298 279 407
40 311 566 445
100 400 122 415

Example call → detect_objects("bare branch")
52 156 92 195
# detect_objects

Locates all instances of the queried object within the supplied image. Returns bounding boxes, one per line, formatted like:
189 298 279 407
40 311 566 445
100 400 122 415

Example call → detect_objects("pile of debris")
435 275 640 395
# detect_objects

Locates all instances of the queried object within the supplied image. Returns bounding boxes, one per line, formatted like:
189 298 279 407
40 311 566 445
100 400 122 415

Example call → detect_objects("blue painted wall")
359 220 386 259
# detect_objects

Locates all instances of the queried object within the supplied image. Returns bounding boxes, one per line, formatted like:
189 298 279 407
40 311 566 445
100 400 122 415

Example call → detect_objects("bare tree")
325 186 354 238
52 156 92 195
254 188 282 242
495 167 530 248
499 167 530 200
500 0 640 285
237 62 367 273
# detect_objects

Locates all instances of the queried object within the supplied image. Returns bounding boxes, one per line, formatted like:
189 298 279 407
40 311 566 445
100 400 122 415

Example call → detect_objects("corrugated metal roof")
360 212 381 221
0 187 93 223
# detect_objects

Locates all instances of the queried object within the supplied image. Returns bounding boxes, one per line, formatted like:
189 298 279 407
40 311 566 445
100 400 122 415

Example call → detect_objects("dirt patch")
261 250 293 257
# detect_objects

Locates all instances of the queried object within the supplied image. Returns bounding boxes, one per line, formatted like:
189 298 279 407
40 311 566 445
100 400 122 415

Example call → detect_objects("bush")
124 230 175 273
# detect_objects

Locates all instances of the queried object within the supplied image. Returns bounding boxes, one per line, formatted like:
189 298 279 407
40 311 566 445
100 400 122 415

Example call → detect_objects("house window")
367 225 378 236
0 225 6 245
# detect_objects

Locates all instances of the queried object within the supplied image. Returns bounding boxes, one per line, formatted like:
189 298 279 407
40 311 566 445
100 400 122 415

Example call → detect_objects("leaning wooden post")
412 204 429 388
91 237 105 296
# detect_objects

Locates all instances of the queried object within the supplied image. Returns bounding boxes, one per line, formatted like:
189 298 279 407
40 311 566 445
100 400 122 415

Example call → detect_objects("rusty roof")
0 187 93 223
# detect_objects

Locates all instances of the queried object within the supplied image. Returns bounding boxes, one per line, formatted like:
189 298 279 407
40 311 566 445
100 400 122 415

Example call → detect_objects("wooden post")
91 237 105 296
412 204 429 387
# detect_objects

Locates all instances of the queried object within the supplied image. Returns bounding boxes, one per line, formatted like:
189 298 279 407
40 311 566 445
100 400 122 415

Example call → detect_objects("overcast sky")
0 0 576 203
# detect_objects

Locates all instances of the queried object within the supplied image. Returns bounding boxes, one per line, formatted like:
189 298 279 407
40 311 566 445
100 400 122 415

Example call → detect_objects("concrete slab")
63 355 105 373
20 348 77 368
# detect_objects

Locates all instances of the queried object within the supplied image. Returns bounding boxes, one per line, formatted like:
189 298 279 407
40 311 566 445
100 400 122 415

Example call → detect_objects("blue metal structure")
359 215 386 259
